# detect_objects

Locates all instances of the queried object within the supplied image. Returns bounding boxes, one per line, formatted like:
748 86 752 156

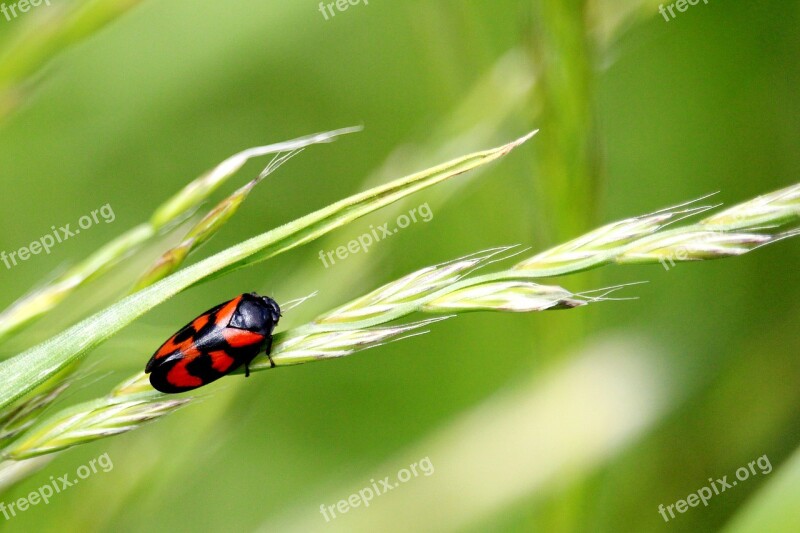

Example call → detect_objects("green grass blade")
0 131 536 411
0 129 358 344
131 149 304 291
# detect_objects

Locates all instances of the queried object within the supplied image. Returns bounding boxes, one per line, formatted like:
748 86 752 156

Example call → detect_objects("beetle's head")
260 295 281 324
231 293 282 334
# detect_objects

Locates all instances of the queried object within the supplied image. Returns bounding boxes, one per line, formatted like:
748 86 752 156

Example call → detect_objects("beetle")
145 293 281 393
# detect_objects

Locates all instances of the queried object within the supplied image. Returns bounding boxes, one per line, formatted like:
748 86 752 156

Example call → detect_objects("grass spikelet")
1 397 190 460
513 184 800 276
132 149 305 291
423 281 585 312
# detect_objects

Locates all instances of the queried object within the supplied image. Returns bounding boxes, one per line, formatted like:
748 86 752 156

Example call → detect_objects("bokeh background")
0 0 798 531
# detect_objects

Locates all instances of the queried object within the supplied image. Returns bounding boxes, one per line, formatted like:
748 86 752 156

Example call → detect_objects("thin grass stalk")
0 128 358 344
131 149 305 291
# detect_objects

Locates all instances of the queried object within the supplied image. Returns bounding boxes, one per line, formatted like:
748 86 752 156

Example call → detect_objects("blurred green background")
0 0 798 531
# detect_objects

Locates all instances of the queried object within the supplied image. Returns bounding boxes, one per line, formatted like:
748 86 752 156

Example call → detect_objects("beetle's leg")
264 335 275 368
265 336 276 368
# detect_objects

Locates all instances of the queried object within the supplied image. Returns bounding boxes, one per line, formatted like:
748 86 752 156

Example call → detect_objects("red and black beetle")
145 293 281 393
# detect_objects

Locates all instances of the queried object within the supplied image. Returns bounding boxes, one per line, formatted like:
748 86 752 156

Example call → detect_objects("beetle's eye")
262 297 281 321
